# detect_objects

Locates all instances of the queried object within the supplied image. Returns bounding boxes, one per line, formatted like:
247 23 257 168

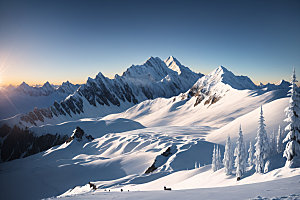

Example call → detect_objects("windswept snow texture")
0 126 213 200
0 56 202 127
0 81 80 119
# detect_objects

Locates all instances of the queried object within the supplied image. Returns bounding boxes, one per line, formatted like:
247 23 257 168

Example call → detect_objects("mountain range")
0 56 296 200
1 56 203 127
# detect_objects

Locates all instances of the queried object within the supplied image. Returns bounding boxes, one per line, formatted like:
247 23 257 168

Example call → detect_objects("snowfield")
1 125 299 200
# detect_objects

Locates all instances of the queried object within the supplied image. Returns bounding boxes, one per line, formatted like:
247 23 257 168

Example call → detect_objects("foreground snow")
55 174 300 200
1 123 298 200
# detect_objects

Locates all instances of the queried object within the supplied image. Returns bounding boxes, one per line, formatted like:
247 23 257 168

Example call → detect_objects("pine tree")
283 68 300 168
234 125 246 178
212 145 217 172
255 105 270 173
218 146 222 169
248 141 254 166
277 125 284 153
223 136 234 175
270 129 276 153
216 145 220 170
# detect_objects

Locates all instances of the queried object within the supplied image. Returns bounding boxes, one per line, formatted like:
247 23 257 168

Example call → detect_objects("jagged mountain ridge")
5 81 81 96
0 81 81 120
1 56 202 127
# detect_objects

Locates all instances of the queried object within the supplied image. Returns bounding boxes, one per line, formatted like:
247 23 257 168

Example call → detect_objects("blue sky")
0 0 299 85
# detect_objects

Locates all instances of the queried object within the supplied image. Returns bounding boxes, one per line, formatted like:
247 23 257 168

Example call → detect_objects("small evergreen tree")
223 136 234 175
255 105 269 173
212 145 217 172
234 125 246 179
216 145 220 170
248 141 254 167
270 129 276 153
218 146 222 169
277 125 284 153
283 68 300 168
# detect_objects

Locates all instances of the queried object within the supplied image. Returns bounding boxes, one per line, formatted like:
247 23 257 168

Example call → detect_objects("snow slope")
103 88 287 129
207 97 288 145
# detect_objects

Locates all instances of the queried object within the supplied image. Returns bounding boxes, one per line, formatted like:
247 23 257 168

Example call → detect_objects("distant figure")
164 186 172 191
109 189 110 192
88 182 97 190
128 190 129 192
121 189 123 192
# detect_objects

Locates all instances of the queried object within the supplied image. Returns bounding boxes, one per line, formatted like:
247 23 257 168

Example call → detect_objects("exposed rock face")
145 145 177 174
65 126 94 143
0 125 68 162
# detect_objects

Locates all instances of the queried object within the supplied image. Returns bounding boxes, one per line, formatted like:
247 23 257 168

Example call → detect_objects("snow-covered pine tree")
218 146 222 170
255 105 270 173
212 145 217 172
283 68 300 168
248 141 254 167
277 125 284 153
270 129 276 154
223 136 233 175
216 145 220 170
234 125 246 179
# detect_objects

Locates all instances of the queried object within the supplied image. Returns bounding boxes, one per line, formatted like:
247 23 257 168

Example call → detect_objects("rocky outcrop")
65 126 94 143
145 145 177 174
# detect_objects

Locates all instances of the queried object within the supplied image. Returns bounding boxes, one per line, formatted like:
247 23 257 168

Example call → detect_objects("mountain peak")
42 81 52 87
145 56 162 66
164 56 183 75
19 81 30 88
192 66 257 96
212 66 230 75
165 56 181 66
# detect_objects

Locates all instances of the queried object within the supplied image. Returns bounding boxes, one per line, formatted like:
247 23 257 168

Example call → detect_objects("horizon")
0 0 299 86
0 56 296 87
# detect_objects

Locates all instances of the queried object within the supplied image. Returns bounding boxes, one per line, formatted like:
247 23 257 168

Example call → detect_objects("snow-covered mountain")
0 56 202 127
259 79 291 91
0 81 80 120
187 66 258 106
11 81 80 96
103 66 289 129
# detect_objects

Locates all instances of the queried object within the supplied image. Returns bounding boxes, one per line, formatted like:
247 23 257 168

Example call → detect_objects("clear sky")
0 0 299 86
